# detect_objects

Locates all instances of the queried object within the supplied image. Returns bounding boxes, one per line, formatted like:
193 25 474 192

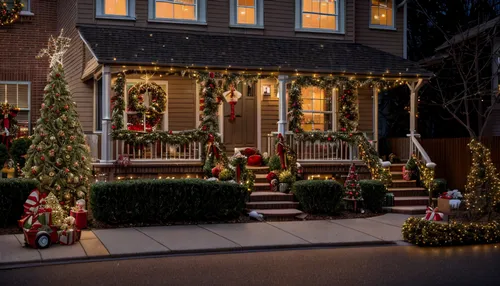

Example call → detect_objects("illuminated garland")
111 72 126 131
465 139 500 220
402 217 500 246
412 154 435 206
338 84 359 132
127 82 167 130
0 0 23 26
112 129 208 145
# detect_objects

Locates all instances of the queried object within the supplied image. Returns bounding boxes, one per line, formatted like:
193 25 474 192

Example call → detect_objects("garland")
112 128 208 145
127 82 167 130
338 84 359 132
402 217 500 246
0 0 23 26
111 73 126 131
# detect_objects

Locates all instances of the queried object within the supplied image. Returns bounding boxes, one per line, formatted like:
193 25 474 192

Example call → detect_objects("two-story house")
4 1 434 215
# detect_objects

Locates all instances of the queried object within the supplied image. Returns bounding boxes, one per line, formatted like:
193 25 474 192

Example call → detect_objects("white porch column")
278 75 288 135
407 79 423 135
101 66 112 162
372 87 379 151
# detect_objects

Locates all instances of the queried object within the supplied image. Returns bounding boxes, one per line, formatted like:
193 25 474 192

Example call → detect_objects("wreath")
1 0 24 26
127 82 167 130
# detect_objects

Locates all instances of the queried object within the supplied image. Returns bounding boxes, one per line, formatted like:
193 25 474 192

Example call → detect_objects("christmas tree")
23 30 92 211
344 163 362 199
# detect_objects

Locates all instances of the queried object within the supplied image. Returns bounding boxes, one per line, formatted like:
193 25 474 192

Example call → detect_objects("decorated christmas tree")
23 30 92 211
344 163 362 199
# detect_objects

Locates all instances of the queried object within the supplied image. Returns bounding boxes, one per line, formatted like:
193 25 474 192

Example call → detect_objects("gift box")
70 210 88 229
384 193 395 207
23 226 59 249
58 229 81 245
437 197 452 214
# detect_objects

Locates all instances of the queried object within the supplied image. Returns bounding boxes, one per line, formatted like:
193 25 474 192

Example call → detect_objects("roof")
78 25 432 78
81 57 99 81
436 16 500 51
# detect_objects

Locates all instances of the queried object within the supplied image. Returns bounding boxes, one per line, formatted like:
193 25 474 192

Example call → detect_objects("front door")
223 83 257 153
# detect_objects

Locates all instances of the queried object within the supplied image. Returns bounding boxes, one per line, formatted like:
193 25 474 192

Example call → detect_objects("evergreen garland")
338 84 359 132
111 73 126 131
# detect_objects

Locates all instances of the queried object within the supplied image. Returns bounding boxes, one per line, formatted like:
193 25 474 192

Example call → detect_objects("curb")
0 240 396 270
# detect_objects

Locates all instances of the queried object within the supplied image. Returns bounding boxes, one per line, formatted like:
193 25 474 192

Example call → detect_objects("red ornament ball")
56 73 60 77
327 137 332 141
64 105 69 110
65 168 70 173
209 72 215 78
56 93 60 97
40 156 45 161
202 125 207 131
111 125 116 130
168 130 173 135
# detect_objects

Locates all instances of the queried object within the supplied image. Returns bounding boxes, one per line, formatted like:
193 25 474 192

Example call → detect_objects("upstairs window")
370 0 395 29
230 0 264 28
295 0 344 33
150 0 207 24
96 0 136 19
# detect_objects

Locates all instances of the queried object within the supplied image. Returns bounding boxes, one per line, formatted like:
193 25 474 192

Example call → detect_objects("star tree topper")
36 29 71 68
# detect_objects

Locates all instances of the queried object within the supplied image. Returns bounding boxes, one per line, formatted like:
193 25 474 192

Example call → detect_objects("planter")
279 183 289 193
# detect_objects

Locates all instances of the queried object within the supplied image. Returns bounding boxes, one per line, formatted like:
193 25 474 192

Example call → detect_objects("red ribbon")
229 101 237 122
277 134 286 170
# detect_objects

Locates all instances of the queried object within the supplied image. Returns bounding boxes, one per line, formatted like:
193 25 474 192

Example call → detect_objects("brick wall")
0 0 58 127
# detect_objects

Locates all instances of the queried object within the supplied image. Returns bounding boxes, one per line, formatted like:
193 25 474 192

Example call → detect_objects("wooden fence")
387 137 500 190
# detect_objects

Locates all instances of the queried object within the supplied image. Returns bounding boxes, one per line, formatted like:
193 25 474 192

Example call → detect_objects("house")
2 1 434 215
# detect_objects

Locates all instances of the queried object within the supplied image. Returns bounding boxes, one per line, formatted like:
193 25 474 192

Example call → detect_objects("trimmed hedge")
402 217 500 246
359 180 387 212
0 179 40 227
90 179 249 224
294 180 343 214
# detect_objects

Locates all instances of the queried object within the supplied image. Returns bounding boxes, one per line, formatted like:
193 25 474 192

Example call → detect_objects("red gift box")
70 210 88 229
58 229 81 245
23 226 59 249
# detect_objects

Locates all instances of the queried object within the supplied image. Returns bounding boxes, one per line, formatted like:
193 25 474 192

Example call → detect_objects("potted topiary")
267 155 282 172
278 170 295 193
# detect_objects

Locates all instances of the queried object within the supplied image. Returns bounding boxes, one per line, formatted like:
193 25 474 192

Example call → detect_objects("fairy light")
36 29 71 68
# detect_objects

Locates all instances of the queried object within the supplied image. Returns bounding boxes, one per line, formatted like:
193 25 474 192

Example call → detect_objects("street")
1 244 500 286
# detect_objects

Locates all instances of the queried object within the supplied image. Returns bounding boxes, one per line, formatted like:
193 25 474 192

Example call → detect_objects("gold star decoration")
37 29 71 69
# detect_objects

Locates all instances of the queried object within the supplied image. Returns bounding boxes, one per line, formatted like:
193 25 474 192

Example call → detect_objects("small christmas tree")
23 30 92 211
344 163 361 199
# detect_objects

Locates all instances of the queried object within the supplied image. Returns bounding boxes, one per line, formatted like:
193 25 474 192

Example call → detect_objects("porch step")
391 172 404 180
389 163 405 172
392 180 417 188
250 192 294 202
255 174 269 184
246 201 299 210
383 205 428 215
254 182 272 191
394 196 429 206
247 166 270 175
248 209 304 219
388 187 428 197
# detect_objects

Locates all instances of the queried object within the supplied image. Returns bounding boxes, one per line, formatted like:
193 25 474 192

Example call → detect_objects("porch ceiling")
78 25 432 78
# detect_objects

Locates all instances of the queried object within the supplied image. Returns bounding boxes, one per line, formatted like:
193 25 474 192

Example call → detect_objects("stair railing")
408 132 436 206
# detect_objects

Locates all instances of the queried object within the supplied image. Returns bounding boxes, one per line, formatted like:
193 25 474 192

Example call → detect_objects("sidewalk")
0 214 412 268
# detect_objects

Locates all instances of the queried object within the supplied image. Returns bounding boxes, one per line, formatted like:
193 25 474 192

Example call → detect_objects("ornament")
40 155 45 161
50 136 56 141
65 168 70 173
56 185 61 191
31 167 37 175
41 103 45 108
64 193 71 200
209 72 215 78
111 125 116 130
74 162 79 167
61 115 67 121
69 136 75 141
59 131 65 137
56 73 60 78
67 145 73 151
65 155 70 159
49 171 55 177
77 191 85 198
49 149 55 157
64 105 69 110
56 93 60 97
81 156 86 161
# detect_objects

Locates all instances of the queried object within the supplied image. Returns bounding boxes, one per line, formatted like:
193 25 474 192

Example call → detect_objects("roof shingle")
78 26 431 77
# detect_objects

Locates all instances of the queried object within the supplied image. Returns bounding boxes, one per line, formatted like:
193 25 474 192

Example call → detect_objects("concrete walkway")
0 214 412 267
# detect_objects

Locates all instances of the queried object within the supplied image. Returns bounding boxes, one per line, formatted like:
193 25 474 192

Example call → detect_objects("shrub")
402 217 500 246
90 179 248 224
268 155 281 171
0 143 8 167
279 170 295 185
293 180 343 214
0 179 40 227
10 137 32 169
359 180 387 212
431 179 447 197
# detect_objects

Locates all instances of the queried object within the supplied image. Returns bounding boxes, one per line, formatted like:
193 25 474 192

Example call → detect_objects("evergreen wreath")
0 0 23 26
127 82 167 130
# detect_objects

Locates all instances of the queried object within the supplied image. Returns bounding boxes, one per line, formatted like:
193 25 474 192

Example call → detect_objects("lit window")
96 0 135 18
370 0 394 28
296 0 343 32
230 0 263 27
151 0 207 23
0 82 31 137
301 87 333 131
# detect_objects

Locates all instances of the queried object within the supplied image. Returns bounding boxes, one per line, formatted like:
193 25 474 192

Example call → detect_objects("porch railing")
265 132 362 162
114 138 202 162
408 133 436 206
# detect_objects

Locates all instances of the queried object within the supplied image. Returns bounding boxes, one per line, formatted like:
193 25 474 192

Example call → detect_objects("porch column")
372 87 379 151
278 75 288 135
101 65 112 162
332 87 338 131
407 79 423 135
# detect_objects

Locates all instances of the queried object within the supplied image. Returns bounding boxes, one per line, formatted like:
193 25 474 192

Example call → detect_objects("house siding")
354 0 404 57
58 0 95 132
357 86 373 133
259 79 279 153
0 1 58 126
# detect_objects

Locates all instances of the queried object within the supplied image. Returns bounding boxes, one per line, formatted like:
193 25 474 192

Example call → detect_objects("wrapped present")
423 206 443 221
58 229 80 245
402 166 411 181
384 193 395 207
70 209 88 229
23 225 59 249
